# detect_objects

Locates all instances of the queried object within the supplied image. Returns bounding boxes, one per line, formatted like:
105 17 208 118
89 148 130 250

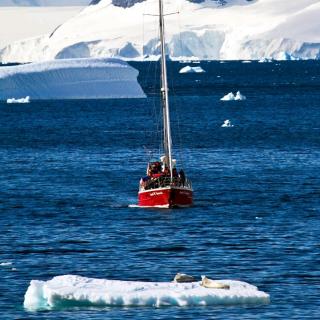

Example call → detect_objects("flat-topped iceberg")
0 58 145 100
24 275 270 311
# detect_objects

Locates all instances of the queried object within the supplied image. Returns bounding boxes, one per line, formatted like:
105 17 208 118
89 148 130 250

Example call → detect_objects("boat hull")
138 187 193 208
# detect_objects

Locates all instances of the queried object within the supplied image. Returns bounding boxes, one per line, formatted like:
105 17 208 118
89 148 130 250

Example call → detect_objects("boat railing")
140 176 192 191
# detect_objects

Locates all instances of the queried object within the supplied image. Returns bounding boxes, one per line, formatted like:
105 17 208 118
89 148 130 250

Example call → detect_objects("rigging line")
142 2 158 161
148 26 162 160
170 68 184 169
153 20 159 150
143 11 179 17
152 61 161 159
155 24 163 159
149 63 160 160
144 3 161 160
149 15 160 158
174 6 186 170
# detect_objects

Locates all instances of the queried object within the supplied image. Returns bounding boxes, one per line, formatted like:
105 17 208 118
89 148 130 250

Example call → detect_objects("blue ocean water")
0 61 319 319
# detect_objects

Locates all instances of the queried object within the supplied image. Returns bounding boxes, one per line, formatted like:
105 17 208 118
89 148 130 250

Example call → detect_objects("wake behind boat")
137 0 193 208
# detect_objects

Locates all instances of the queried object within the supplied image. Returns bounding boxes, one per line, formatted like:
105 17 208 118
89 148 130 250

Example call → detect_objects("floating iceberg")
179 66 205 74
220 92 236 101
24 275 270 311
235 91 246 101
7 96 30 104
221 120 234 128
0 58 145 100
220 91 246 101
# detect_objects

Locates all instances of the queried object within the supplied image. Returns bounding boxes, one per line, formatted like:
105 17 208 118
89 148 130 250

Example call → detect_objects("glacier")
24 275 270 310
1 0 320 62
0 58 145 100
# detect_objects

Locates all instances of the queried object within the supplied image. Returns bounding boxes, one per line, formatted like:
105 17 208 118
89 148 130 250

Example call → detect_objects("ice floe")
7 96 30 104
220 91 246 101
24 275 270 310
221 120 234 128
179 66 205 74
0 58 145 100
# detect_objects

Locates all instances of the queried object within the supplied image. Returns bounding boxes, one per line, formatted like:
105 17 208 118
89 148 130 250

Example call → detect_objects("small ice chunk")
234 91 246 100
23 275 270 310
7 96 30 104
179 66 205 73
221 120 234 127
220 92 235 101
220 91 246 101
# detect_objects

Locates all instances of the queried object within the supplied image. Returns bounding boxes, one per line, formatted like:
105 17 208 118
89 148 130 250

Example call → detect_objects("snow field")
1 0 320 62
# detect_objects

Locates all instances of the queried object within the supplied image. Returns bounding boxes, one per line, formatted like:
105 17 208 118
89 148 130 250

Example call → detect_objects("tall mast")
159 0 173 181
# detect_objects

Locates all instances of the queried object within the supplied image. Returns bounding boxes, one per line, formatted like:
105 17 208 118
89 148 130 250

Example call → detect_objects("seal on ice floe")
200 275 230 289
173 273 196 283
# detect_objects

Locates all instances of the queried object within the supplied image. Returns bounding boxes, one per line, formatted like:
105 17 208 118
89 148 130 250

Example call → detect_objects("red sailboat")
138 0 193 208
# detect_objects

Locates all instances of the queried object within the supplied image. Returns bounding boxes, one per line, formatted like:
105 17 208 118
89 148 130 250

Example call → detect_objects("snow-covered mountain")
1 0 320 62
0 0 91 6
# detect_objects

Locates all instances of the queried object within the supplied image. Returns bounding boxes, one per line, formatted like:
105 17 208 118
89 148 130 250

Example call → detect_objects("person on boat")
149 162 161 175
179 169 186 186
163 166 169 176
140 176 151 190
172 167 178 177
152 172 163 179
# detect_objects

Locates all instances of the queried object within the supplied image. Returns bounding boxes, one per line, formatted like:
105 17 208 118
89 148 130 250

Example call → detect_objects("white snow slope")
0 1 91 6
0 7 86 49
24 275 270 310
0 58 145 100
1 0 320 63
